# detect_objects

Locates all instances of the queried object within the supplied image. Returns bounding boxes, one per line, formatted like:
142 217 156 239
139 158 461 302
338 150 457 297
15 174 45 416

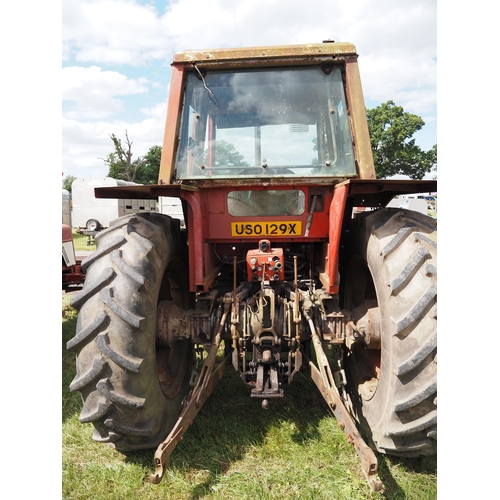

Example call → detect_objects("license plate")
231 221 302 237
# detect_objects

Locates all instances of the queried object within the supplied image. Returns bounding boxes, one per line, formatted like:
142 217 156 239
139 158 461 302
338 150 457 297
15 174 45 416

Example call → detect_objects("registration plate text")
231 221 302 237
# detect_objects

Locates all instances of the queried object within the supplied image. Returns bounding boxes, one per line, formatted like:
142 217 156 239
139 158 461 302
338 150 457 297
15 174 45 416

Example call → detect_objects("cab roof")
172 41 358 65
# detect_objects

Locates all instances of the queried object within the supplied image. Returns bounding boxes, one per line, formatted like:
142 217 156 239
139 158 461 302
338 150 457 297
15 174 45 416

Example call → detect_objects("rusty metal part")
157 300 214 345
150 299 232 484
251 362 283 399
302 307 384 493
150 353 230 484
315 290 345 343
172 42 358 65
353 303 381 350
304 195 318 237
344 299 381 350
344 56 375 179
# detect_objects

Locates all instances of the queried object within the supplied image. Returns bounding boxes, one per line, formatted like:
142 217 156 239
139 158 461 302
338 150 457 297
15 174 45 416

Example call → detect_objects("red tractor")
62 224 85 290
68 42 436 491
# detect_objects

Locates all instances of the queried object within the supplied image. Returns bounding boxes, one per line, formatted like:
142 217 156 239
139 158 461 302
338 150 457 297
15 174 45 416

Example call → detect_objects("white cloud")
140 101 168 118
161 0 347 51
63 116 165 178
361 55 436 114
62 66 150 119
63 0 170 65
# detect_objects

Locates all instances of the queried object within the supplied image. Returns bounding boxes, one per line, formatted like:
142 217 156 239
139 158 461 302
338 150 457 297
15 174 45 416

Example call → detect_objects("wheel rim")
155 254 192 399
86 219 98 231
156 341 191 398
345 256 380 401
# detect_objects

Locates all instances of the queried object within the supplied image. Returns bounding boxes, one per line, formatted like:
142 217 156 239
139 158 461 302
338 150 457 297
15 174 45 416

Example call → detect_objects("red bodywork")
93 177 436 295
92 43 436 296
62 224 85 289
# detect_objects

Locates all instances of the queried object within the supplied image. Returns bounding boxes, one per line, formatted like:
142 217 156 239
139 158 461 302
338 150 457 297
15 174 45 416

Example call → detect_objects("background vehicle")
386 196 428 214
71 177 158 231
68 41 437 492
71 177 185 231
62 189 71 226
62 224 85 290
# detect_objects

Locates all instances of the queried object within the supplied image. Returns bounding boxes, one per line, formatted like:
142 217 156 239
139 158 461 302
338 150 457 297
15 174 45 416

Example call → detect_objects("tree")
102 130 145 182
367 101 437 179
62 174 77 192
204 140 249 167
135 145 162 184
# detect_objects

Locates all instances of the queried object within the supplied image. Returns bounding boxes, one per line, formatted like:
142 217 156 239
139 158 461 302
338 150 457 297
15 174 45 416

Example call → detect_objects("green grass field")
71 229 96 252
62 294 436 500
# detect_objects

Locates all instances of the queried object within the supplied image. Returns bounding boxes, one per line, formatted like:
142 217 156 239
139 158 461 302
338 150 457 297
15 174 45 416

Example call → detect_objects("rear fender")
324 178 437 294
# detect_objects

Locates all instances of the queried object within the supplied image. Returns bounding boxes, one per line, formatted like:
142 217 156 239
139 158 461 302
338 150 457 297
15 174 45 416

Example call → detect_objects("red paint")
327 184 349 294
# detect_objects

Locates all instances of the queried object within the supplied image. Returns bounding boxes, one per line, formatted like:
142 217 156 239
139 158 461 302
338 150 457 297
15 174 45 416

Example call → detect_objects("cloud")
360 55 436 114
161 0 350 51
140 100 168 118
62 66 150 120
62 116 166 178
63 0 171 65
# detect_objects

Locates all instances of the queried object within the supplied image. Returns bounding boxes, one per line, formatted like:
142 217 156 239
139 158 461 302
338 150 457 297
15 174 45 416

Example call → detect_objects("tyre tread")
68 213 191 451
96 378 146 409
389 246 431 295
100 287 146 330
69 357 106 392
394 284 437 334
66 310 108 352
95 332 143 372
348 208 437 457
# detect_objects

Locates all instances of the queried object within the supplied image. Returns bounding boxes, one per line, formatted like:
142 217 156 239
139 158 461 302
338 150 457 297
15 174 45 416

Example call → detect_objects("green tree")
135 145 162 184
102 130 145 182
204 140 249 167
367 101 437 179
62 174 77 192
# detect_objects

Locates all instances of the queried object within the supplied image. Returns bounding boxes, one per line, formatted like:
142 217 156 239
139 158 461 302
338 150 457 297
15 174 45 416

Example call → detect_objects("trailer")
387 192 437 216
159 196 185 227
71 177 158 231
62 189 71 226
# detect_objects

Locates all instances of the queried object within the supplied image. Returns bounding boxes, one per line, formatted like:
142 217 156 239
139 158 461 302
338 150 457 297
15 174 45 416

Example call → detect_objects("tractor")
68 41 437 492
62 224 85 290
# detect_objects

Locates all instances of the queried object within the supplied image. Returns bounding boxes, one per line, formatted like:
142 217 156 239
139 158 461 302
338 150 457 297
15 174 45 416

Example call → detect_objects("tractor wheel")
67 212 193 451
343 208 437 457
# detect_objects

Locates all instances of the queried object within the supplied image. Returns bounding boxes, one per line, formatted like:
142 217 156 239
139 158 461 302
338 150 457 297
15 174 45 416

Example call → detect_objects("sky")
62 0 438 181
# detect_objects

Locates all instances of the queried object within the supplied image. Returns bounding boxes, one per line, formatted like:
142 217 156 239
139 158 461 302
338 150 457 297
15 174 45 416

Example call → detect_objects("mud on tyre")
343 208 437 457
67 213 193 451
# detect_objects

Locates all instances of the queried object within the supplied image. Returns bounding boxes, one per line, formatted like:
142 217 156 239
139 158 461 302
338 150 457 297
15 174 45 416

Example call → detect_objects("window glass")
175 66 356 179
227 190 305 216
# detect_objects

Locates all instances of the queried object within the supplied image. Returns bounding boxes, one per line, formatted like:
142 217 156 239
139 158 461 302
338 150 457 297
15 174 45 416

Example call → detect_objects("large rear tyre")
67 213 193 451
343 208 437 457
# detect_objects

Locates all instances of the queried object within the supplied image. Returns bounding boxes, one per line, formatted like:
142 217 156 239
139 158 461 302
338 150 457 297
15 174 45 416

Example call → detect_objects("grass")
71 229 96 252
62 295 437 499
